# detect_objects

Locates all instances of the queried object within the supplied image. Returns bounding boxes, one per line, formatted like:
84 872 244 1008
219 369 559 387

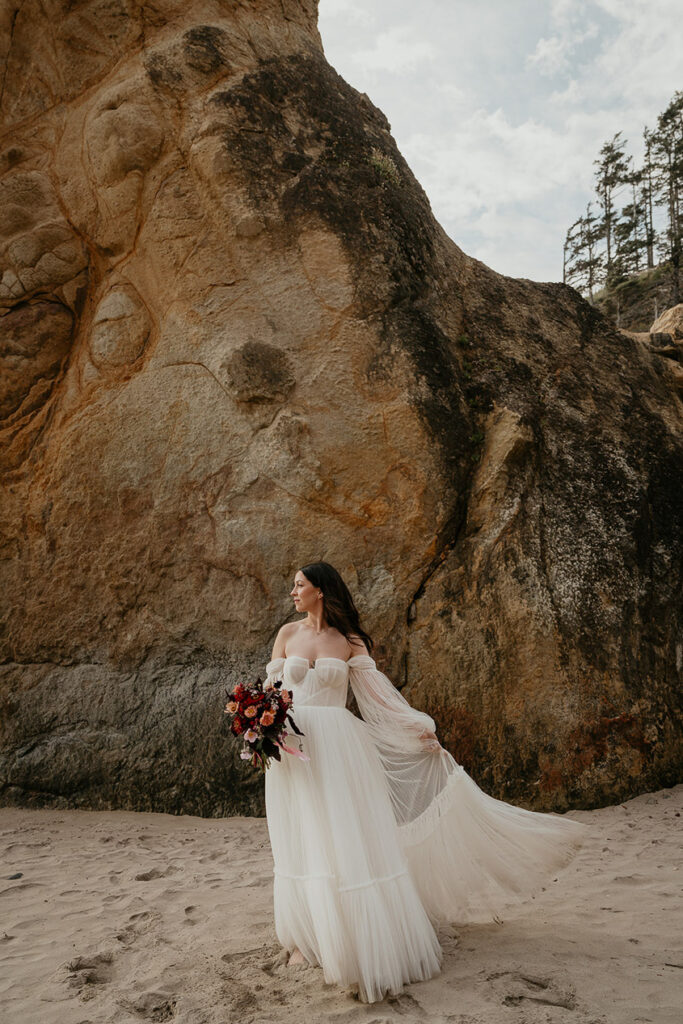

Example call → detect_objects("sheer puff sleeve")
265 657 285 686
348 655 588 926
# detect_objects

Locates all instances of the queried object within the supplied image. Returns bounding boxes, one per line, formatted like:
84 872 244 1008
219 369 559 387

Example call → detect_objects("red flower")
223 673 306 773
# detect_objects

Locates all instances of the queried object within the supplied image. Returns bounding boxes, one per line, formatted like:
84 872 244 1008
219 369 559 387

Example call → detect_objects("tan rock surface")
0 1 681 815
651 303 683 340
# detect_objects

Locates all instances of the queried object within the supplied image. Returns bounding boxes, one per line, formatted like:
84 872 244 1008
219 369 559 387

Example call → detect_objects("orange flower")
245 706 258 717
260 709 275 726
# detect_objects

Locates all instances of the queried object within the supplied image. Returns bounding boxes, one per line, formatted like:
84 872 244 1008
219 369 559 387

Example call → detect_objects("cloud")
401 105 611 279
352 24 436 74
548 0 681 117
404 104 615 220
318 0 683 280
526 23 599 78
402 95 642 280
319 0 373 26
526 36 572 77
526 1 600 79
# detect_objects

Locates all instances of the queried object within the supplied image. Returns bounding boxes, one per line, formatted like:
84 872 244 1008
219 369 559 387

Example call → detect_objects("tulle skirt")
264 704 586 1003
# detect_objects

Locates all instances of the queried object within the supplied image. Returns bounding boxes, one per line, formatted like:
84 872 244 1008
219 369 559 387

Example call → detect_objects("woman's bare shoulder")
271 621 298 658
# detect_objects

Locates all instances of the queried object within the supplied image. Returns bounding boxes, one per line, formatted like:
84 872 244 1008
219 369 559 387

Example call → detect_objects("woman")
263 561 586 1003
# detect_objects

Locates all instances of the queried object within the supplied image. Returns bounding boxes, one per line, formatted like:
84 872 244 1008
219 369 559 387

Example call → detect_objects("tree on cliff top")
593 132 631 286
651 90 683 304
565 90 683 310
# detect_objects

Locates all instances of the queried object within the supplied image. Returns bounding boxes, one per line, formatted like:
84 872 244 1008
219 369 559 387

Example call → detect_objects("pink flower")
244 728 257 742
245 706 258 718
260 710 275 726
224 701 238 714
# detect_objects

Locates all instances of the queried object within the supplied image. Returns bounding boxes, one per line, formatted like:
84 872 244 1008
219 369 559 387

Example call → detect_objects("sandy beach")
1 785 681 1024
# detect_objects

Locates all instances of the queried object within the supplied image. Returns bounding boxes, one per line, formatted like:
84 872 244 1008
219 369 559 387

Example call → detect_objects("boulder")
0 0 681 815
651 304 683 340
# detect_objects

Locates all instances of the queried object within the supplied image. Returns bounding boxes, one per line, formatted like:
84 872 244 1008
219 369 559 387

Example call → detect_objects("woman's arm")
347 643 440 750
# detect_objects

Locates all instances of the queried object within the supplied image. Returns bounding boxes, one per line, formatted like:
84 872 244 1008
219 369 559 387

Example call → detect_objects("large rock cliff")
1 0 681 815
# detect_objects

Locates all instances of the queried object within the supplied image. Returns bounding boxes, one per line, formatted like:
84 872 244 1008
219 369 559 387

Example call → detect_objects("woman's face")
290 571 321 613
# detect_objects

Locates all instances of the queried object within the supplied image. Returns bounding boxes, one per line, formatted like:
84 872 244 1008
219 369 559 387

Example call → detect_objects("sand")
1 785 681 1024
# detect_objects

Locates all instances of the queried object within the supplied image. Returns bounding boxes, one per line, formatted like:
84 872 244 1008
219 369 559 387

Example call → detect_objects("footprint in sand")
0 881 43 896
221 945 286 979
198 849 227 863
488 969 577 1010
384 991 425 1013
135 866 173 881
63 950 114 999
221 980 259 1015
183 905 207 926
121 989 177 1021
116 910 158 946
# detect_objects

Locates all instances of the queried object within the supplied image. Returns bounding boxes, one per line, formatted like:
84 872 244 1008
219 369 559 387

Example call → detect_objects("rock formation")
1 0 681 816
651 304 683 341
620 304 683 395
594 264 677 333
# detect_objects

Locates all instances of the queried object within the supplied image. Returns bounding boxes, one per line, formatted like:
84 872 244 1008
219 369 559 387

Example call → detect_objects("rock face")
594 264 676 333
1 1 681 816
651 304 683 341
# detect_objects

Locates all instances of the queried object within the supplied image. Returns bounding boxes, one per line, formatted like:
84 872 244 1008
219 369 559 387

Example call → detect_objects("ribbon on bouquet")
275 738 311 762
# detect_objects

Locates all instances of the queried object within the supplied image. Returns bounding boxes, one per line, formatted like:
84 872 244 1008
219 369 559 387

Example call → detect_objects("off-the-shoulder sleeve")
347 655 438 750
265 657 285 684
347 654 588 927
348 655 452 829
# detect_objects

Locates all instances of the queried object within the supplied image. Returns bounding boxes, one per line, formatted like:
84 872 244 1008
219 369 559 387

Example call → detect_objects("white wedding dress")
263 654 587 1003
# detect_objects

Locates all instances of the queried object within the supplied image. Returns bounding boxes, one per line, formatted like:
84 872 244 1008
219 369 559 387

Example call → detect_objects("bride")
263 561 587 1003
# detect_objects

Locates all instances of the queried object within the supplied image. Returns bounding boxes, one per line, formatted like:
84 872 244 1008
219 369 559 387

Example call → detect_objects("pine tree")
651 91 683 303
593 132 631 284
613 169 647 277
563 217 583 285
641 128 658 270
572 203 604 302
562 90 682 308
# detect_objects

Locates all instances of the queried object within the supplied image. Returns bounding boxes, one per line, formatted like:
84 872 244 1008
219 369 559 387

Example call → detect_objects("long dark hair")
298 561 374 654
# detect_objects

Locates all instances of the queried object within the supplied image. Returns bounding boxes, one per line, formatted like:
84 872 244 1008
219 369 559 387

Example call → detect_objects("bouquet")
224 675 310 773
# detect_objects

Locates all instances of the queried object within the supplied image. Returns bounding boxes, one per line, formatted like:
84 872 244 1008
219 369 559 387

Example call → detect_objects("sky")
317 0 683 283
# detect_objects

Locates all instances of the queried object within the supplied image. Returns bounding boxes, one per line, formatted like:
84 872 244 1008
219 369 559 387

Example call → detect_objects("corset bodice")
265 655 350 708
